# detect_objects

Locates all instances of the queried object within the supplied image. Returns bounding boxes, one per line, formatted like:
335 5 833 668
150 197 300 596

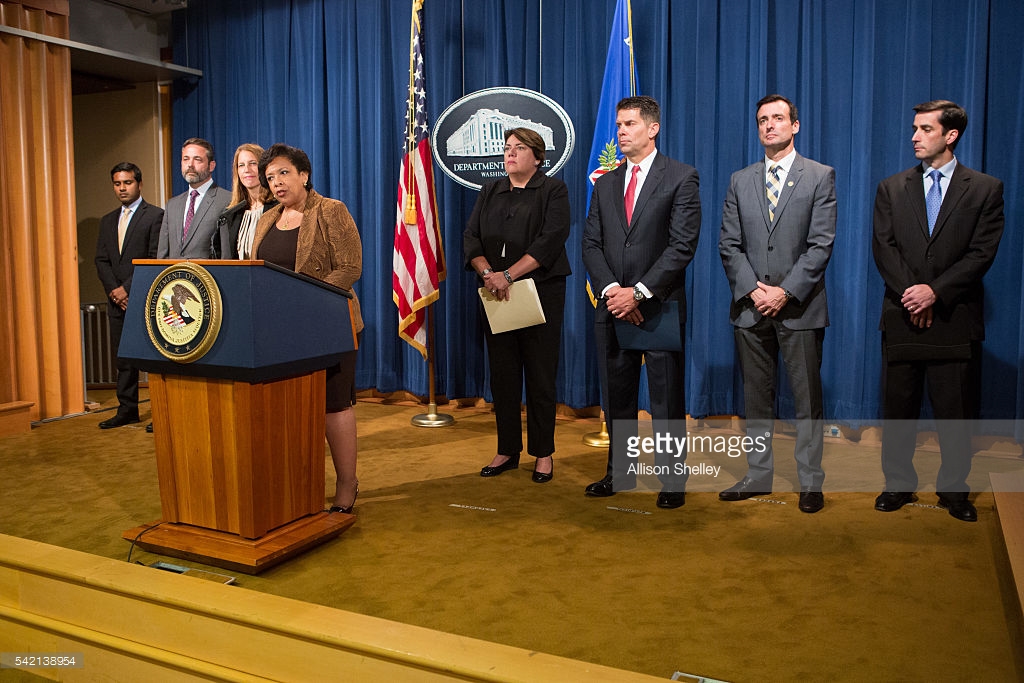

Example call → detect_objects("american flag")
393 0 445 359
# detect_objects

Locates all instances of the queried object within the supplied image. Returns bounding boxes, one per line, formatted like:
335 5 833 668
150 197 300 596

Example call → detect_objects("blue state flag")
586 0 638 305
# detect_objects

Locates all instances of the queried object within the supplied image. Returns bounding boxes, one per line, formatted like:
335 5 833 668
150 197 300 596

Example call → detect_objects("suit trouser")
595 313 687 491
108 314 140 419
880 342 979 497
734 319 825 490
484 279 564 459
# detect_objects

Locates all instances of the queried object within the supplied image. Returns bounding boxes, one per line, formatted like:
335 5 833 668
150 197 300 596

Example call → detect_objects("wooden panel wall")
0 0 84 419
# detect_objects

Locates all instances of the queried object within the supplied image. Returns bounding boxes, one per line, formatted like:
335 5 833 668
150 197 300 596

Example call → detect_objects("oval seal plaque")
144 261 223 363
431 87 575 190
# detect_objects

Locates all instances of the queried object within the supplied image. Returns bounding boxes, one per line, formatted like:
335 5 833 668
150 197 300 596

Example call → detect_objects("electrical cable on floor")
126 521 165 564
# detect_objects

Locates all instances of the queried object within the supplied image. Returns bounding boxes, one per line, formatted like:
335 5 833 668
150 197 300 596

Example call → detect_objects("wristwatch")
481 268 492 278
633 286 646 302
504 270 513 284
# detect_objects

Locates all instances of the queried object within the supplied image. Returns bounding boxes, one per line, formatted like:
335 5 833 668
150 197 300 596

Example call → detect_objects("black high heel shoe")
480 454 520 477
329 480 359 514
532 456 553 483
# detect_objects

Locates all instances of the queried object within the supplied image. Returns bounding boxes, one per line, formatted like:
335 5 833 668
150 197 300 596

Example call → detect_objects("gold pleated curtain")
0 0 84 420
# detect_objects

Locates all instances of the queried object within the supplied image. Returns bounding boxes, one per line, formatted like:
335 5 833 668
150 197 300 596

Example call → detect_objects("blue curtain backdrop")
171 0 1023 432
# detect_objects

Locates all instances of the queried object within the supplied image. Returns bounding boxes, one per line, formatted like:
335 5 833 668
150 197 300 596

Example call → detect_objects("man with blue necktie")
872 100 1005 522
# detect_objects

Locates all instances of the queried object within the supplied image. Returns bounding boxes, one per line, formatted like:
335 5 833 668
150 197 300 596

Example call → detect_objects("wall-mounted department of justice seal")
144 262 223 362
432 87 575 190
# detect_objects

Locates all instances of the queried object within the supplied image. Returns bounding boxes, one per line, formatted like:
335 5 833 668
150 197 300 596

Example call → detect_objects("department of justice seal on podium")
145 262 223 362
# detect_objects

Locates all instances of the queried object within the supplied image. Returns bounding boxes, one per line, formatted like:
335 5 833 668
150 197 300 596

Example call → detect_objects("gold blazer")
252 189 364 334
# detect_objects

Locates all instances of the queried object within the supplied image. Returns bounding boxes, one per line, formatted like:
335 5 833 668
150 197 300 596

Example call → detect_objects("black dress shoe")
585 475 615 497
719 477 771 501
532 456 553 483
656 491 686 509
798 490 825 513
145 422 154 433
874 491 917 512
480 454 520 477
99 414 140 429
938 496 977 522
329 483 359 514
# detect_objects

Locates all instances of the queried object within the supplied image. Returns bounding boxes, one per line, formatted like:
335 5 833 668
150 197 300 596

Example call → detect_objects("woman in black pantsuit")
463 127 571 483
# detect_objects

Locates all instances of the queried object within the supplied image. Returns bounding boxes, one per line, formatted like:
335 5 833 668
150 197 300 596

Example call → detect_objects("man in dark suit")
718 94 836 513
872 99 1005 522
95 162 163 428
157 137 231 259
581 95 701 509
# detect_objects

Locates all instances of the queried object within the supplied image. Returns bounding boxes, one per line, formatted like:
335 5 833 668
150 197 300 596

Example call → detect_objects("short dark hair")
110 162 142 183
181 137 215 162
259 143 313 190
755 94 798 123
616 95 661 126
913 100 968 150
504 127 546 163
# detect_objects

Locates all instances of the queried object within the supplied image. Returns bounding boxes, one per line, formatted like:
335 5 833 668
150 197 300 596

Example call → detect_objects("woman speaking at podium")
251 143 363 514
463 128 571 484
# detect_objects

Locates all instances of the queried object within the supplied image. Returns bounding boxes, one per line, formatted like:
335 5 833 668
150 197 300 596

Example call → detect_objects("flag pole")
402 0 451 428
411 306 453 427
584 0 636 450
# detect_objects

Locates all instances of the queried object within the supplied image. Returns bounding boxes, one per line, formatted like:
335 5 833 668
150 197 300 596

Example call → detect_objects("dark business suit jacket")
95 199 164 319
873 163 1004 348
582 151 701 325
582 150 701 480
157 184 231 259
719 153 836 330
213 199 279 259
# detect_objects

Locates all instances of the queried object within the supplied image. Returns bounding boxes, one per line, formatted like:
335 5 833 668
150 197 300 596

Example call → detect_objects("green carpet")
1 395 1022 681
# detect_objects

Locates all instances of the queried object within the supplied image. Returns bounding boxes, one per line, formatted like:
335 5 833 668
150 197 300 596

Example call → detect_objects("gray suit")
719 153 836 489
157 184 231 259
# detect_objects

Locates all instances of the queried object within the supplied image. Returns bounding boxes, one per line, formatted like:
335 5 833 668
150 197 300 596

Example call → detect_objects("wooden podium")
118 260 357 574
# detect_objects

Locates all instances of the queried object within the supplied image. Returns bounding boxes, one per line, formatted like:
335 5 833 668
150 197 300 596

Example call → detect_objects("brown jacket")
252 189 364 333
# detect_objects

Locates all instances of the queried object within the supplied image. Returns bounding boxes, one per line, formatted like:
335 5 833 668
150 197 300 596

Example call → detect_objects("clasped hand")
750 282 788 317
482 271 511 301
901 284 936 328
605 285 644 325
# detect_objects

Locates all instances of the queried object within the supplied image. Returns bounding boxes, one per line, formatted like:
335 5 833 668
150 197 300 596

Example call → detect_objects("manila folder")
477 278 546 334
